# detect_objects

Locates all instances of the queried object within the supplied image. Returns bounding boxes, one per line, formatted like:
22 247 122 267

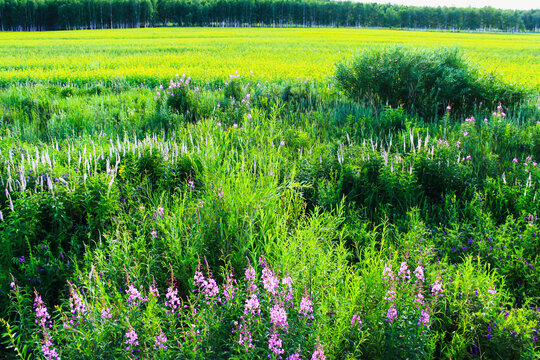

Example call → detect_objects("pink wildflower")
154 332 168 350
386 306 398 323
418 309 430 327
350 314 362 329
125 328 139 353
311 342 326 360
269 332 284 356
299 293 314 319
270 303 289 330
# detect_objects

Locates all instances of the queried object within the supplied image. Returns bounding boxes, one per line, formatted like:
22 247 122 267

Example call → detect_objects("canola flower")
0 28 538 88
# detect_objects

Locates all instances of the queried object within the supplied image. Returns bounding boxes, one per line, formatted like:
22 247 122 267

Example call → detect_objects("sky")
364 0 539 10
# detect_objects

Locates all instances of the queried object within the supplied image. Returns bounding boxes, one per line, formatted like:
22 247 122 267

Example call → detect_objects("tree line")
0 0 538 32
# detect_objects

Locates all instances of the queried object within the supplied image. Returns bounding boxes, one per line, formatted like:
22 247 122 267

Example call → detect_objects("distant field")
0 28 539 88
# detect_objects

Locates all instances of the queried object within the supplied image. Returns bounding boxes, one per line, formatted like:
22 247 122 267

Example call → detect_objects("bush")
335 46 530 120
223 73 243 101
156 74 198 122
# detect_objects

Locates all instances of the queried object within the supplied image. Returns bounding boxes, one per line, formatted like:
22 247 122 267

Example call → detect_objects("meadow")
0 28 539 359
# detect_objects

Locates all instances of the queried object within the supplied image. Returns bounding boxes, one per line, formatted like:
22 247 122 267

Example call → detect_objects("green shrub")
223 74 244 101
156 74 198 122
335 46 530 120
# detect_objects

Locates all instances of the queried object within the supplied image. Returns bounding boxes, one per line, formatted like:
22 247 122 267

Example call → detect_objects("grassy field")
0 28 539 359
0 28 539 87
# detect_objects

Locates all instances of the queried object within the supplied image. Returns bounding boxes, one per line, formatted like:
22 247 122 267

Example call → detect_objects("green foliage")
335 46 530 120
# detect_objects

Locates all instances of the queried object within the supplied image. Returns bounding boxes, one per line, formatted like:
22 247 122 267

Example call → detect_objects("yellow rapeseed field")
0 28 538 88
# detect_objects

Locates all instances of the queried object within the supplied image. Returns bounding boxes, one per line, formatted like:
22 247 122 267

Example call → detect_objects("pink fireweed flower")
382 263 394 281
217 189 225 199
466 155 472 161
126 283 146 306
101 308 112 319
165 286 181 314
282 276 294 305
223 272 236 302
235 319 254 350
418 309 430 327
281 276 293 288
280 140 285 146
245 263 258 294
41 334 61 360
413 265 425 283
247 113 252 120
205 276 219 298
149 283 160 298
125 328 139 353
513 158 519 163
151 230 157 238
398 262 410 281
154 332 168 350
488 287 497 295
287 353 301 360
386 306 398 323
350 314 362 329
299 293 314 319
268 332 285 356
34 291 51 328
245 264 256 281
194 267 219 299
270 303 289 331
431 280 444 298
446 105 451 111
384 290 396 302
233 123 238 128
244 293 261 316
194 269 205 288
69 285 87 319
311 342 326 360
413 293 425 307
217 122 221 127
262 267 280 295
157 207 164 216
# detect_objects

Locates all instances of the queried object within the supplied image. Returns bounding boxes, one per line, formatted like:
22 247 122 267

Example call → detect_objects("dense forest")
0 0 538 32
